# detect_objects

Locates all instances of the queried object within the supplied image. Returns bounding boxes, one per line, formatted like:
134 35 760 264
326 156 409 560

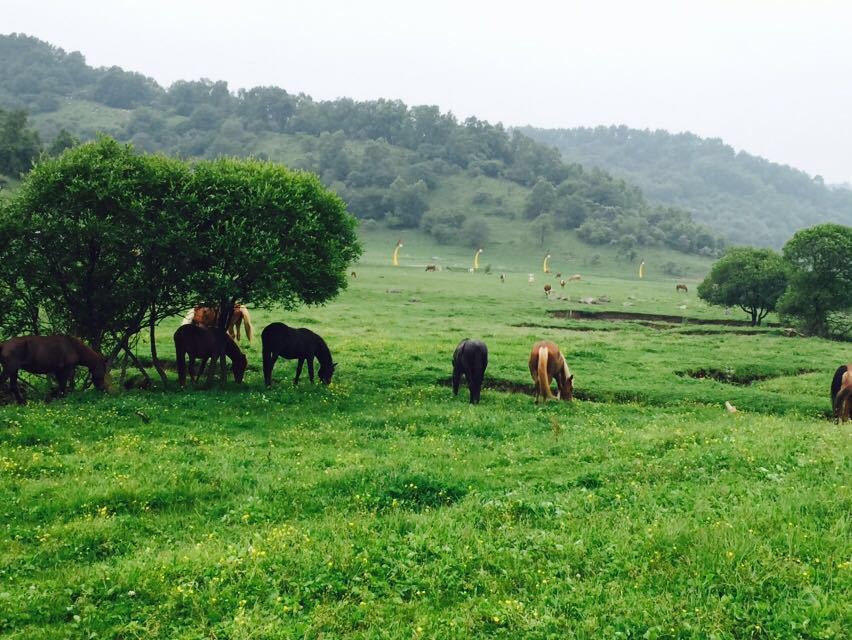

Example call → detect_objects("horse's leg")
263 351 278 387
294 359 304 385
9 369 24 404
219 350 227 385
452 362 462 396
56 366 75 396
307 358 315 384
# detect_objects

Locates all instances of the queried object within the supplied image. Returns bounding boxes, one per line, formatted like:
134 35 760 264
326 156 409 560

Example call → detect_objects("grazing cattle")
676 283 689 293
183 304 254 343
528 340 574 403
544 284 552 297
262 322 336 386
425 264 437 272
831 363 852 422
568 274 582 282
560 279 566 288
174 324 247 387
452 339 488 404
0 335 108 404
350 271 357 278
500 273 506 283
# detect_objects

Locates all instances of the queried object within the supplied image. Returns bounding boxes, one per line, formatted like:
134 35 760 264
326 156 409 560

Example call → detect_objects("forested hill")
0 33 722 257
519 125 852 248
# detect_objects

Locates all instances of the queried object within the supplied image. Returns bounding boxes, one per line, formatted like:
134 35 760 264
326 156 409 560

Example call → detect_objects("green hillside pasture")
1 243 849 638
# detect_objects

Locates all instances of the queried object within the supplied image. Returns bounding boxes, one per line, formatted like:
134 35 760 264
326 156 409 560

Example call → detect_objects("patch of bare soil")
547 308 780 328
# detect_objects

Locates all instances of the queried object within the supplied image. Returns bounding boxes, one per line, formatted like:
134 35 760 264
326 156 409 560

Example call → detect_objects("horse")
831 363 852 422
544 284 552 297
500 273 506 283
425 264 437 272
568 274 582 282
350 271 357 278
452 339 488 404
676 283 689 293
173 324 247 387
560 279 566 288
182 304 254 343
528 340 574 403
0 335 108 404
261 322 336 386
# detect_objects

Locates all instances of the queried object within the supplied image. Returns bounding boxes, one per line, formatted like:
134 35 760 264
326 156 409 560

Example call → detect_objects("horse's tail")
538 345 555 400
181 308 195 325
836 383 852 421
241 307 253 343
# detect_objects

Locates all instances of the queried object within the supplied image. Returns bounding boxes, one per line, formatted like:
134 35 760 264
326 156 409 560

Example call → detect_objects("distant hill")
519 125 852 247
0 33 722 259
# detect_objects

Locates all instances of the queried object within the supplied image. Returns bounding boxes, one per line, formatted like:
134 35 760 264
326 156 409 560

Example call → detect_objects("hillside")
0 33 721 259
520 125 852 247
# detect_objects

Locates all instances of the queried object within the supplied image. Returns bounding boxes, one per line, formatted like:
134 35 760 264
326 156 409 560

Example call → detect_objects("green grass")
1 234 850 639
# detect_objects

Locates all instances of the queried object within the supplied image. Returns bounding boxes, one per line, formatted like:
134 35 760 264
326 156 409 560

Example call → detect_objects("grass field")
1 233 850 639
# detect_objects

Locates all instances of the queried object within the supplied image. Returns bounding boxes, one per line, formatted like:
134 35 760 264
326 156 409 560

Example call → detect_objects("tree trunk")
123 343 151 388
149 302 168 386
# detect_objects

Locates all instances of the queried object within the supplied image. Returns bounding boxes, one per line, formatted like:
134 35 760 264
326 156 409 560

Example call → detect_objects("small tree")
697 247 788 326
460 217 490 249
778 224 852 336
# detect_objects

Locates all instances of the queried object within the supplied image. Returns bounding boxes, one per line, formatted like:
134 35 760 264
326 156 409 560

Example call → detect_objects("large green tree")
777 223 852 336
697 247 789 326
0 109 41 176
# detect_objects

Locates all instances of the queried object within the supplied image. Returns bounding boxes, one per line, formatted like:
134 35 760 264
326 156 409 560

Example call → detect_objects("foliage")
0 109 41 175
459 216 490 249
46 127 79 156
697 247 789 326
522 125 852 247
778 223 852 336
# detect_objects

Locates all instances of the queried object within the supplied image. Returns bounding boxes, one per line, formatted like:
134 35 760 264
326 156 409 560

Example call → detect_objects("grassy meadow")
1 232 850 639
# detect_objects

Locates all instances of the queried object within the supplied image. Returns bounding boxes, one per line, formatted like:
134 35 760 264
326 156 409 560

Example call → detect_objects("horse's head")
232 352 248 384
319 361 336 385
91 356 109 391
561 373 574 401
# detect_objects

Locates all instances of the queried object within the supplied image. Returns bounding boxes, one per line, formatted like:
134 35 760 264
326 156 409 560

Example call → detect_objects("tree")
524 178 555 219
777 224 852 336
0 109 41 175
386 177 429 228
460 217 490 249
697 247 789 326
46 129 79 156
530 213 555 247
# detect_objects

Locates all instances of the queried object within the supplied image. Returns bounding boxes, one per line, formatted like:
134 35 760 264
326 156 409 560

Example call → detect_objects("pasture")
1 232 850 639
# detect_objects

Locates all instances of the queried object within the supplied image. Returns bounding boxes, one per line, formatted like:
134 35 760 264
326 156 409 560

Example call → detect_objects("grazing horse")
831 363 852 422
173 324 247 387
544 284 552 297
560 279 566 288
350 271 357 278
0 335 108 404
528 340 574 403
452 339 488 404
568 274 582 282
500 273 505 283
261 322 336 386
425 264 437 272
676 283 689 293
183 304 254 343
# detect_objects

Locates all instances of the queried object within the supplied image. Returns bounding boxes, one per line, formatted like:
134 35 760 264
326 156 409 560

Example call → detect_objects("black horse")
261 322 336 386
831 363 851 422
452 339 488 404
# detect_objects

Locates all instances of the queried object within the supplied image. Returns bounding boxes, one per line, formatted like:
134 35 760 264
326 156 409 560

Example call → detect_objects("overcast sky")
6 0 852 183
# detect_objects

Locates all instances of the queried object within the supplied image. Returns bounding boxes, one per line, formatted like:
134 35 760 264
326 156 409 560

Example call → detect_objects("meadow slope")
1 236 850 639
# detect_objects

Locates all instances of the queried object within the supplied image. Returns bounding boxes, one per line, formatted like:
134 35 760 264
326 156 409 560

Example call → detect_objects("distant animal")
350 271 357 278
173 324 247 387
0 335 108 404
183 304 254 343
500 273 506 283
528 340 574 403
676 283 689 293
568 274 582 281
544 284 552 296
560 279 566 288
425 264 437 272
555 273 562 278
452 339 488 404
261 322 336 386
528 274 535 284
831 363 852 422
725 401 738 414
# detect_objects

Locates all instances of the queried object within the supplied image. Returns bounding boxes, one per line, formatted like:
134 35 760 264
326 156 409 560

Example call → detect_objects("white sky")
5 0 852 183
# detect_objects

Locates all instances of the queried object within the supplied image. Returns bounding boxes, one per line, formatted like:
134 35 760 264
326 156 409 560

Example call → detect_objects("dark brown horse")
452 339 488 404
528 340 574 403
261 322 335 386
182 304 254 343
0 335 108 404
676 283 689 293
173 324 247 387
831 363 852 422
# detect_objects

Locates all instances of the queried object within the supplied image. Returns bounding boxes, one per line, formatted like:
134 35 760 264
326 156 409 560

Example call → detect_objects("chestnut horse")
182 304 253 343
528 340 574 403
173 324 247 387
0 335 108 404
676 283 689 293
831 363 852 422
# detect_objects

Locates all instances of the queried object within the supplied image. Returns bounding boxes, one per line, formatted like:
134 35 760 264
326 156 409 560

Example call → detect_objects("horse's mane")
313 332 333 369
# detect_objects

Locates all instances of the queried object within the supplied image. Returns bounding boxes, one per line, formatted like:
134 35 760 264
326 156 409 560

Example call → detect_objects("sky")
5 0 852 183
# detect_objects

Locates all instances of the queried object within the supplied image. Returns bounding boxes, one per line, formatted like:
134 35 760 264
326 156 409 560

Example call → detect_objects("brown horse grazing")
528 340 574 403
676 283 689 293
183 304 254 343
831 363 852 422
544 284 552 297
0 335 108 404
425 264 437 272
173 324 247 387
350 271 357 278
